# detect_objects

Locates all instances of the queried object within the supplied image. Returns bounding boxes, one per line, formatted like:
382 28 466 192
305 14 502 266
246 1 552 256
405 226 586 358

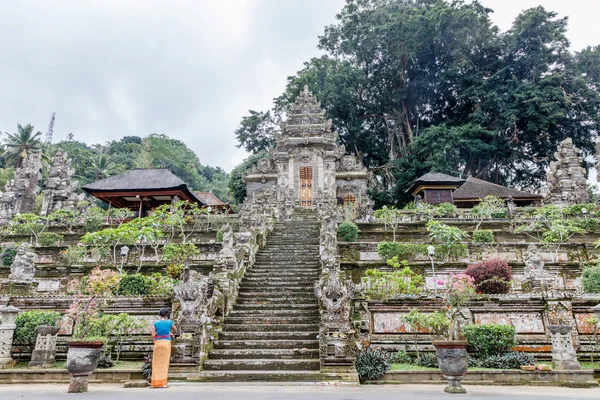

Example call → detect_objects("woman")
150 308 176 388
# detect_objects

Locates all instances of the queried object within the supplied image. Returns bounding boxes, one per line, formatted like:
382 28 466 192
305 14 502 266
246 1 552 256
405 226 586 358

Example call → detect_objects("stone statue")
314 270 354 323
40 150 80 216
543 138 589 205
8 243 37 282
507 195 516 218
522 245 554 292
174 268 223 329
0 151 43 224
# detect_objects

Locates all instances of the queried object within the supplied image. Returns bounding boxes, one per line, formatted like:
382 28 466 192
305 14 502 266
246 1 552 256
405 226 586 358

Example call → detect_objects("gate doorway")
299 166 313 206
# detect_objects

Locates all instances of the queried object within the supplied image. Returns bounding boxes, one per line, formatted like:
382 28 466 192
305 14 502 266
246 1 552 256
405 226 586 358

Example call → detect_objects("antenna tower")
45 112 56 144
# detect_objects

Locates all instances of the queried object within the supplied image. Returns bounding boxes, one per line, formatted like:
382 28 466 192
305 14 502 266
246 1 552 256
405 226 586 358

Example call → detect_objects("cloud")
0 0 598 172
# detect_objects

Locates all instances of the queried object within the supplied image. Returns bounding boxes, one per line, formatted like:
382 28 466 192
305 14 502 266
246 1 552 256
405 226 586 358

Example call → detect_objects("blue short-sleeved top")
154 319 173 340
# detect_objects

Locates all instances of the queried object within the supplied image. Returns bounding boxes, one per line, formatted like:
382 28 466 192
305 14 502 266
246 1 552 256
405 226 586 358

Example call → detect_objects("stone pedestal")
66 341 104 393
0 305 21 369
548 324 580 370
29 325 60 368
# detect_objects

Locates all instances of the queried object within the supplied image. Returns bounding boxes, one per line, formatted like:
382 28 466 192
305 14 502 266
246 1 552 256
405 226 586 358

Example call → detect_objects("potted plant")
65 268 120 393
432 273 477 394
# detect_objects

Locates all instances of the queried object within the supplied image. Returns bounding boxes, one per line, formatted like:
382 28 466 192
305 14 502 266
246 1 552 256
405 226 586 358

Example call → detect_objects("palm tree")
3 124 45 167
86 154 119 181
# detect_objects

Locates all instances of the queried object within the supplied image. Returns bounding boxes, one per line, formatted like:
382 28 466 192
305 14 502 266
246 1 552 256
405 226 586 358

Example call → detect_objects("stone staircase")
191 208 325 381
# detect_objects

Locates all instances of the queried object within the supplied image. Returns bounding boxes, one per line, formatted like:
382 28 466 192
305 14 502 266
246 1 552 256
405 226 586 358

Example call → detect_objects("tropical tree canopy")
3 124 45 167
233 0 600 207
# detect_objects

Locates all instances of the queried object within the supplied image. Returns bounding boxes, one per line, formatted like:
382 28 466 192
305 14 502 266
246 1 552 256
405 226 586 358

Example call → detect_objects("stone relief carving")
174 268 224 329
40 150 82 216
0 151 43 224
543 138 589 205
8 243 37 282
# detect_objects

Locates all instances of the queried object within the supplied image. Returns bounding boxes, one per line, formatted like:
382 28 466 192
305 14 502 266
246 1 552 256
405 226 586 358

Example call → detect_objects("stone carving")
0 305 21 369
0 151 43 224
216 223 236 269
40 150 82 216
547 324 580 370
544 138 589 205
315 270 354 323
8 243 37 282
29 325 60 368
243 85 371 214
522 245 554 292
174 268 224 330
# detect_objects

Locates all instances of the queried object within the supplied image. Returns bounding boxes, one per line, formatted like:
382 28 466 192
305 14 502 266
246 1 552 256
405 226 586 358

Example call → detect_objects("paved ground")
0 383 598 400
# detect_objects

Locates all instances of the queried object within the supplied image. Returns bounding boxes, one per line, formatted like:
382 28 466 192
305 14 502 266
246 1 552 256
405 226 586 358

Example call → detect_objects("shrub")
14 311 61 352
377 242 427 261
60 245 87 266
464 259 512 294
141 355 152 381
166 263 184 279
216 230 224 242
390 349 413 364
462 324 517 358
355 347 390 380
338 221 359 242
471 196 507 219
162 243 200 265
38 232 63 247
117 274 153 295
472 230 494 243
572 218 600 232
476 352 536 369
1 246 17 266
435 203 457 217
414 352 438 368
148 273 176 297
362 258 424 300
582 265 600 293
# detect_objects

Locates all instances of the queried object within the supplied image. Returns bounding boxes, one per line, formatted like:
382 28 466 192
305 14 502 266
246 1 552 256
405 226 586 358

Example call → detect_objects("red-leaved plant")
464 259 512 294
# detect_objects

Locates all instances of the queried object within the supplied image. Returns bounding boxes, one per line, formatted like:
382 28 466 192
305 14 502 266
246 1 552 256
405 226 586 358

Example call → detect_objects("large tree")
234 0 600 206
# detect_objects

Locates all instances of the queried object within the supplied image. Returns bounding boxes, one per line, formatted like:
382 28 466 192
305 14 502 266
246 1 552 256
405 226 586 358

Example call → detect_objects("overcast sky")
1 0 599 173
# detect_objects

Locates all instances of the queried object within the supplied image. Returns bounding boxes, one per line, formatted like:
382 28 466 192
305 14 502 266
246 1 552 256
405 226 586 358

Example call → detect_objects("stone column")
29 325 60 368
548 324 580 370
0 305 21 369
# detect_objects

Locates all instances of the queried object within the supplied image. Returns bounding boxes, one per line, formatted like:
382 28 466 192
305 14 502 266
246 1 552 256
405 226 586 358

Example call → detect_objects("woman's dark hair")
159 308 170 318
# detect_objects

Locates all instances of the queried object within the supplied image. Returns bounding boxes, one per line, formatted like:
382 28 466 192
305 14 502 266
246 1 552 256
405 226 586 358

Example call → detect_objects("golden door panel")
300 166 313 206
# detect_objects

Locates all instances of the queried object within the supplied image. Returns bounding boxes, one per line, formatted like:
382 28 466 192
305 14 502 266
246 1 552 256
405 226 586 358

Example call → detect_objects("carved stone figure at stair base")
8 243 37 282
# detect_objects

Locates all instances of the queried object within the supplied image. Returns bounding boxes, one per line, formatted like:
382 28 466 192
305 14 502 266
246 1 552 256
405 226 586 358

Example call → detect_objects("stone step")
236 298 317 305
212 339 319 350
235 293 316 300
218 331 318 341
244 271 320 277
242 277 314 283
208 348 319 360
203 359 320 371
238 288 315 295
225 316 319 324
224 324 319 332
233 303 318 310
241 283 315 289
228 309 319 317
188 370 358 383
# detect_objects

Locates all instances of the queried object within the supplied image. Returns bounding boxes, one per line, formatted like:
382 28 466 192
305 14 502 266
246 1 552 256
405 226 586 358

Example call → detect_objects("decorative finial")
303 85 310 95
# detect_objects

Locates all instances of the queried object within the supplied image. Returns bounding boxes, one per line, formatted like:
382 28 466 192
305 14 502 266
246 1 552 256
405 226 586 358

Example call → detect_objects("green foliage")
117 274 154 296
142 355 152 381
462 324 517 357
3 124 46 167
362 258 424 300
564 203 598 216
472 230 494 243
414 353 438 368
374 206 403 241
88 313 145 361
471 196 507 219
390 349 413 364
401 309 450 338
234 110 278 153
1 246 17 266
37 232 63 247
474 352 536 369
426 221 469 260
82 206 106 233
582 265 600 293
14 311 61 348
148 273 177 297
377 242 427 262
162 243 200 265
435 203 458 217
355 347 390 380
166 263 184 279
60 245 87 266
216 230 223 242
338 220 359 242
541 221 586 244
228 151 268 204
10 213 49 245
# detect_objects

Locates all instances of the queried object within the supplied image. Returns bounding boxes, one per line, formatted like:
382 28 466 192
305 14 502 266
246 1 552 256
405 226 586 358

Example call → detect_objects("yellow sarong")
150 340 171 388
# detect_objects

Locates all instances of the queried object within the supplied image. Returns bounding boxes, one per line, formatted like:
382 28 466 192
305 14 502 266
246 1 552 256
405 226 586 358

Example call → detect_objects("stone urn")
66 340 104 393
29 325 60 368
433 340 468 394
547 324 580 370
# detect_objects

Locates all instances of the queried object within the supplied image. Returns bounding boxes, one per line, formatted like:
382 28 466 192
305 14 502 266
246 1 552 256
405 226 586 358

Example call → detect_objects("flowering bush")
67 268 120 340
445 273 477 307
465 259 512 294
